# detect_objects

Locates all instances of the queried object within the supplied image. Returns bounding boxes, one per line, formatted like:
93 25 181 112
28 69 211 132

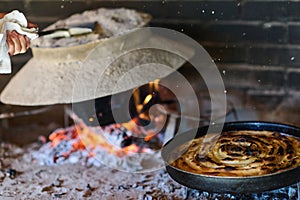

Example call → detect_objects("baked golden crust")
170 130 300 177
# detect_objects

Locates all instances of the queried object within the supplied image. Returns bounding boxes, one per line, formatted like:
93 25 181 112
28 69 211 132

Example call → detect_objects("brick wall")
1 0 300 142
1 0 300 92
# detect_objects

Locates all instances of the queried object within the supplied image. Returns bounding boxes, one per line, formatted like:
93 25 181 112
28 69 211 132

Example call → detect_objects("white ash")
0 143 24 158
32 8 150 48
0 142 24 169
102 125 133 147
185 185 299 200
33 34 100 48
92 146 163 172
30 125 164 172
0 141 298 199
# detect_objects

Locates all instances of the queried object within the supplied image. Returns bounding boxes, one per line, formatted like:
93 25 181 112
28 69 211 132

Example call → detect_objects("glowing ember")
123 144 140 154
32 81 172 171
48 123 120 157
31 115 166 171
144 131 157 142
50 120 163 159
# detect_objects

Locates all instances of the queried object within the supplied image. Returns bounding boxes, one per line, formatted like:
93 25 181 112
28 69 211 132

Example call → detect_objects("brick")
90 0 240 20
218 64 285 90
151 21 287 44
199 22 287 44
287 69 300 90
244 89 287 121
0 1 25 14
247 45 300 66
12 0 300 22
242 1 300 21
242 1 290 21
0 104 65 146
202 43 247 63
27 1 89 18
149 21 200 39
288 23 300 44
286 1 300 21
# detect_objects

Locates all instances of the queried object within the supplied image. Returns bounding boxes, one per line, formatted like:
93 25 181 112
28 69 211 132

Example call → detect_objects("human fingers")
18 34 29 54
6 31 29 55
6 31 15 56
27 22 38 28
24 35 30 48
0 13 6 19
13 31 30 54
10 31 24 54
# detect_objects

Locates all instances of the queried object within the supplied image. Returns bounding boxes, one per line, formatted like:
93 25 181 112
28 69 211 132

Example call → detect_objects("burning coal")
31 110 168 172
31 81 177 172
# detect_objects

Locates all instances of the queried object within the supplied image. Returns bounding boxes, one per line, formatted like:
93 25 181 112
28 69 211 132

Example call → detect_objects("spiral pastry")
170 131 300 177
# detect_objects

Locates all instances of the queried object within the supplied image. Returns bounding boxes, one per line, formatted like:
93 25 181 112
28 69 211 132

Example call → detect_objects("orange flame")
48 120 161 161
153 79 160 91
143 94 153 106
49 81 163 161
122 144 140 154
48 123 128 161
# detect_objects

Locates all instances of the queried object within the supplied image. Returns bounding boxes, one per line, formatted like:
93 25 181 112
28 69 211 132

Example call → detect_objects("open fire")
32 115 168 172
1 82 299 199
32 81 173 172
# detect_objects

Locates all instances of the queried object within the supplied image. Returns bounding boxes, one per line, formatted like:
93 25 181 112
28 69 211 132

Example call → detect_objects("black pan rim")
164 160 300 179
161 121 300 192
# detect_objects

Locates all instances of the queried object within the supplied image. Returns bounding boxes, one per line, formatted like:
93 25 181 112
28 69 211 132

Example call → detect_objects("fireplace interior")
0 0 300 199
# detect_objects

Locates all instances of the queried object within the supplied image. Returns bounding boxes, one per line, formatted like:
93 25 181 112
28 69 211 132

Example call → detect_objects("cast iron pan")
161 121 300 194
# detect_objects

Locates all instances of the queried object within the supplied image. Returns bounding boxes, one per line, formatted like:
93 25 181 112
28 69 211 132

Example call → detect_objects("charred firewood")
5 168 17 179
